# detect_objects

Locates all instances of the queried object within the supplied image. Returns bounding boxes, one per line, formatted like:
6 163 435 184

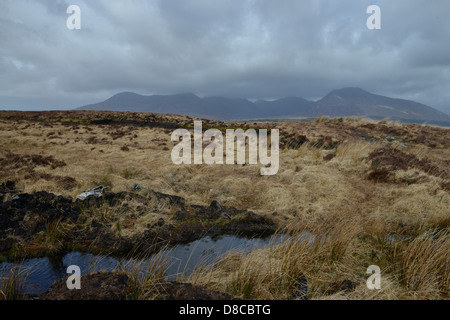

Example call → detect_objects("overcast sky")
1 0 449 114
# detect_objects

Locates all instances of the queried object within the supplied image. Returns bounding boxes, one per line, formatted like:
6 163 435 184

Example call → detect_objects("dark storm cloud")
0 0 449 114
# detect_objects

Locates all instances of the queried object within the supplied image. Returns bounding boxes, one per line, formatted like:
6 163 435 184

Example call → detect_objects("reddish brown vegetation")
0 151 66 170
368 148 449 181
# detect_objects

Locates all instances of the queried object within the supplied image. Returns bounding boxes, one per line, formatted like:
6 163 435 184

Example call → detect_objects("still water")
1 234 288 294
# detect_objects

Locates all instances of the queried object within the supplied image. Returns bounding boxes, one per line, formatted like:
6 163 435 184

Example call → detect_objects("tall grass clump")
121 248 171 300
400 229 449 298
28 217 72 255
0 265 28 300
41 217 66 251
190 218 364 300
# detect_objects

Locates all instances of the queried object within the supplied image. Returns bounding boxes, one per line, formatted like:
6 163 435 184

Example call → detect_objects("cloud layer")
1 0 449 114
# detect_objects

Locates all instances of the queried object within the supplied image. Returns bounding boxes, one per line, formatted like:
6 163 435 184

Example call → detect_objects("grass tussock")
0 264 28 300
189 217 450 300
400 229 449 298
120 248 172 300
12 217 75 257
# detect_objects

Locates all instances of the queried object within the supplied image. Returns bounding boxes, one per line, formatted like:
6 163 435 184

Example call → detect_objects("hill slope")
80 92 261 120
78 88 450 124
304 87 450 123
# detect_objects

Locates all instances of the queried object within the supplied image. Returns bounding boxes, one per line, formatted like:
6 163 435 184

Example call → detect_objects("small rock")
157 218 165 227
209 200 221 210
0 180 16 194
323 152 336 161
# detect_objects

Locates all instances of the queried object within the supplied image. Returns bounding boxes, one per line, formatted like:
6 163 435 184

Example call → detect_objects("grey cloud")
0 0 449 115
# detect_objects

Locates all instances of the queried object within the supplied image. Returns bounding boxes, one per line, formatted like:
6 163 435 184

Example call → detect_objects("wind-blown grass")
0 264 28 300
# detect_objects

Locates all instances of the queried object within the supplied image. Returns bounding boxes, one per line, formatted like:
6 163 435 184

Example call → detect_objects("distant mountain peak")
112 91 142 97
308 87 450 124
78 88 450 125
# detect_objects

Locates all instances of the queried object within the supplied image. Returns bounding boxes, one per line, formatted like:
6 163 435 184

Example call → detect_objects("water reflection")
1 234 286 295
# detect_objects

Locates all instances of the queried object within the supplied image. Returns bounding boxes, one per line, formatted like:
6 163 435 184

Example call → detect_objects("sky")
1 0 449 114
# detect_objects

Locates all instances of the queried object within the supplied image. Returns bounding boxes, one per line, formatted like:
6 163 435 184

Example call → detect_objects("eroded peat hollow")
0 110 449 300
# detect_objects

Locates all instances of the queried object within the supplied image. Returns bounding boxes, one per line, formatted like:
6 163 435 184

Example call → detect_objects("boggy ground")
0 110 449 300
39 272 238 300
0 181 275 259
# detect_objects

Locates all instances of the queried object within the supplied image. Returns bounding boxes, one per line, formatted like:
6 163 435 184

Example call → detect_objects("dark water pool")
0 234 288 295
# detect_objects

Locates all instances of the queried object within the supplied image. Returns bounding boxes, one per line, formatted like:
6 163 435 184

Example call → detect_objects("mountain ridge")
78 88 450 125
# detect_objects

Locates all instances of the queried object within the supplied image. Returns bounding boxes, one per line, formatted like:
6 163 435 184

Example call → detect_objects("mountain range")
78 87 450 125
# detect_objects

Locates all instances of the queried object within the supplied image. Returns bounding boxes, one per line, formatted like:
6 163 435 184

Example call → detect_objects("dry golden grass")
0 111 449 300
0 264 28 300
189 216 449 300
119 248 172 300
400 229 449 298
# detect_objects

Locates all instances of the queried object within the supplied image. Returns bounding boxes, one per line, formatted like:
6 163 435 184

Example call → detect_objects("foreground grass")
120 248 172 300
1 223 448 300
0 112 448 300
0 265 27 300
188 219 449 300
